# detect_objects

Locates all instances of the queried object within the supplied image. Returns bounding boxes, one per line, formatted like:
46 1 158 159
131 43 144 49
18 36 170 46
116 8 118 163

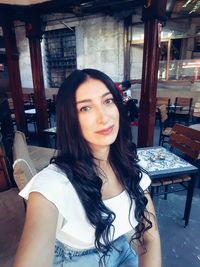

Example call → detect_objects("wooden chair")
172 97 193 125
151 123 200 200
158 105 173 146
7 98 17 126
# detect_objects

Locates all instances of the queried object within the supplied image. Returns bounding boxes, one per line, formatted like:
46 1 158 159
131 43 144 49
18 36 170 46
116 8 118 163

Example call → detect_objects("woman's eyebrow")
76 92 112 104
76 99 92 104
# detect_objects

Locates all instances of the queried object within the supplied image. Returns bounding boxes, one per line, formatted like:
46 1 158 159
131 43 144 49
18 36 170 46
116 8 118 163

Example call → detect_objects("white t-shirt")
19 164 151 250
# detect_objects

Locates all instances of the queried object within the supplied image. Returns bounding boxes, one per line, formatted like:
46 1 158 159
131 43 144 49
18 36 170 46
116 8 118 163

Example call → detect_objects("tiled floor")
0 120 199 267
156 189 200 267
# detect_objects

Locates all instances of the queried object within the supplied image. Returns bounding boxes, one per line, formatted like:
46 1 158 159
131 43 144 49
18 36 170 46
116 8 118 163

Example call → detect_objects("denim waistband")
55 235 127 258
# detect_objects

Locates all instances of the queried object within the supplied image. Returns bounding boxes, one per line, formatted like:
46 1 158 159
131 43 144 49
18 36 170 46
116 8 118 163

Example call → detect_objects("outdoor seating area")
7 93 56 134
1 0 200 267
1 89 200 267
1 118 200 267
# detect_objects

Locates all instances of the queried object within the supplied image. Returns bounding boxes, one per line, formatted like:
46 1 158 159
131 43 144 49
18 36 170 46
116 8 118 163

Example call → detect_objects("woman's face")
76 78 119 151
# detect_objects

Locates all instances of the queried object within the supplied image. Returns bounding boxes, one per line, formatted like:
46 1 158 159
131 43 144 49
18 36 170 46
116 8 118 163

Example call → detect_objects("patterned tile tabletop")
137 147 192 173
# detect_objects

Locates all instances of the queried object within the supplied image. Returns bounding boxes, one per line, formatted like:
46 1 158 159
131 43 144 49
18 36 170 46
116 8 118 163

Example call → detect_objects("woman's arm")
138 192 162 267
13 192 59 267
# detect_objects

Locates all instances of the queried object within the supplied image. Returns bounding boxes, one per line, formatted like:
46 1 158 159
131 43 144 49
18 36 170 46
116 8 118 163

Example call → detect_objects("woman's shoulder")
34 163 69 182
19 163 70 200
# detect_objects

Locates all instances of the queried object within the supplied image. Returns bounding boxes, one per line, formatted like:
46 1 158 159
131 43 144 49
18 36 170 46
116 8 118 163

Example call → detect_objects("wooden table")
137 146 198 226
43 126 57 148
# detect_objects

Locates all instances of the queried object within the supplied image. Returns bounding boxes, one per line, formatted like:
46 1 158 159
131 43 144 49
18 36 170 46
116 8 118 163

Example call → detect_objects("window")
44 28 77 87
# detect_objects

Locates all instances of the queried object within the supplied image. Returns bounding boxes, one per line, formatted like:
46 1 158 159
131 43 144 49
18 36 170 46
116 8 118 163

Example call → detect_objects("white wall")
15 21 48 88
15 22 33 88
130 44 143 80
76 16 124 82
15 14 125 89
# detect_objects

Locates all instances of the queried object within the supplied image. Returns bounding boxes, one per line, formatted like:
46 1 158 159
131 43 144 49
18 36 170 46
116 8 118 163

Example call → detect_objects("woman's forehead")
76 78 111 101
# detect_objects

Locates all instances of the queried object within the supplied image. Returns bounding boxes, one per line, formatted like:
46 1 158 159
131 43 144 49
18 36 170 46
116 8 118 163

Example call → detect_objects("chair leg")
183 175 196 226
159 134 162 146
150 186 155 199
156 186 159 194
164 185 168 200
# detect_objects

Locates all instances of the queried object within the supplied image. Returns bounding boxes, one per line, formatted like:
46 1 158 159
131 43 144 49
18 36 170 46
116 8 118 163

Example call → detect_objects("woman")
13 69 161 267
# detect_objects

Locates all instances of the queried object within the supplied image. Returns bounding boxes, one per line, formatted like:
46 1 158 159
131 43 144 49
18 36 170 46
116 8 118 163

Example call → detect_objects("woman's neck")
92 146 110 163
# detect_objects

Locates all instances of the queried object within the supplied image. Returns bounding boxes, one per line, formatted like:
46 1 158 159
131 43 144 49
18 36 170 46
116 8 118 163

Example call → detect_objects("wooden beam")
137 0 167 147
1 15 27 133
25 16 48 143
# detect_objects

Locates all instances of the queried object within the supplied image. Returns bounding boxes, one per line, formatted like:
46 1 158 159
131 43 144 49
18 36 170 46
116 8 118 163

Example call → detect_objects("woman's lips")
95 125 114 135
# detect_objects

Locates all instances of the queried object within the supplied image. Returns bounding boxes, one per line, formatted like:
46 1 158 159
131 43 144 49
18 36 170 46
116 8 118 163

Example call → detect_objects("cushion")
162 127 173 136
13 159 35 191
12 131 37 176
28 145 55 172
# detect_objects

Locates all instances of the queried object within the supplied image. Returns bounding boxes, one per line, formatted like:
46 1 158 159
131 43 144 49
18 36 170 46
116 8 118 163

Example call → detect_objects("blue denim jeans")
53 235 138 267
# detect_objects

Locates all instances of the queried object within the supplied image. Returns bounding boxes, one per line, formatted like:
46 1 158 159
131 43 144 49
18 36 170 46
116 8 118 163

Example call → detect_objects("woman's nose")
96 106 109 124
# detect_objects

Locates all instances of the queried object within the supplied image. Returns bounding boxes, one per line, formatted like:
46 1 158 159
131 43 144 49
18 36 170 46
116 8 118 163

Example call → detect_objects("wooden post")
1 15 27 133
137 0 167 147
25 16 48 144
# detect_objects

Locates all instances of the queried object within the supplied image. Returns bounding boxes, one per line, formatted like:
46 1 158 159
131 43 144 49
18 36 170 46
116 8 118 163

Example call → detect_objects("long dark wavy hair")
51 68 152 260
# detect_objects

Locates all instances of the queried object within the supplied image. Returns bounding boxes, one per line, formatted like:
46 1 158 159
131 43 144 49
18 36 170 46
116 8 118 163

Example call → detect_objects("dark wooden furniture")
43 126 57 148
0 98 14 190
138 136 199 226
172 97 193 125
0 138 10 191
157 104 173 146
192 102 200 123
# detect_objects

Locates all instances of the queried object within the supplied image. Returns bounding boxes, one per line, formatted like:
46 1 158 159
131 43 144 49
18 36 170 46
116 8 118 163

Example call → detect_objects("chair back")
193 101 200 118
169 123 200 160
174 97 193 115
175 97 193 107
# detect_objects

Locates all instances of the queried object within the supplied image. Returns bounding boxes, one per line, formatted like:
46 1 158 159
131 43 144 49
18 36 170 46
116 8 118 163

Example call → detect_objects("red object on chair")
131 121 138 126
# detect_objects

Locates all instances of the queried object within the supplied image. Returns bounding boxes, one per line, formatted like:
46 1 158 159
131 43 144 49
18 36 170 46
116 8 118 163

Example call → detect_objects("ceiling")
0 0 50 5
0 1 199 24
0 0 144 22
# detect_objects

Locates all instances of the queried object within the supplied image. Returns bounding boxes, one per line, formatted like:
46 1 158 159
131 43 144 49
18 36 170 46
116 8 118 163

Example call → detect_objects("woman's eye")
105 98 114 105
79 106 91 112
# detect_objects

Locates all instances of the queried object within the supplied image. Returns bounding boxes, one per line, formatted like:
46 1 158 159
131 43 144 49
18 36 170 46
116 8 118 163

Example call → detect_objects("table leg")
183 173 196 226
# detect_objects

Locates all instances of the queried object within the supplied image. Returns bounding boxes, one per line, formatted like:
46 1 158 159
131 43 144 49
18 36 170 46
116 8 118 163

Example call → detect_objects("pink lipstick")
95 125 114 135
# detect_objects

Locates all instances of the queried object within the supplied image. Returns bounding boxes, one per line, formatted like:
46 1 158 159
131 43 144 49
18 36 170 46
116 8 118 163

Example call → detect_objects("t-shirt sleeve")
139 172 151 191
19 164 70 220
